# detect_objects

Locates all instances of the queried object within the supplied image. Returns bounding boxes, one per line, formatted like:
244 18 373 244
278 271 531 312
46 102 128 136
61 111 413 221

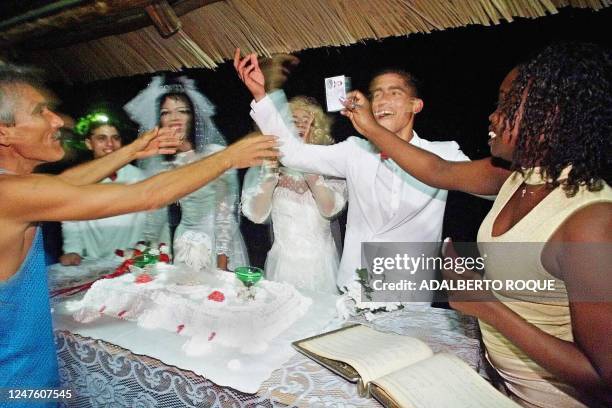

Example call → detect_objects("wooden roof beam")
0 0 221 49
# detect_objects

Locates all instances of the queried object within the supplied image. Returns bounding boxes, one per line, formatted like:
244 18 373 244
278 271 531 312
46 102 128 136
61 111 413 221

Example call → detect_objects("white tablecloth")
50 262 340 393
49 262 486 406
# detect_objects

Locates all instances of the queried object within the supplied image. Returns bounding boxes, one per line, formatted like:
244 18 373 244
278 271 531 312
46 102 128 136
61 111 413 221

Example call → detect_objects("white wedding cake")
68 266 312 355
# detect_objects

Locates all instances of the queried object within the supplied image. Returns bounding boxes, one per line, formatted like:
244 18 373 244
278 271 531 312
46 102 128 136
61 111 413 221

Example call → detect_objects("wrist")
122 142 140 161
367 123 387 139
476 301 504 324
253 91 266 102
216 149 235 171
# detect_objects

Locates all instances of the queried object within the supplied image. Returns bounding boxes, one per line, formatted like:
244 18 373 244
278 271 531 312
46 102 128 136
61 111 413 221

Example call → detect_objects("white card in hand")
325 75 351 112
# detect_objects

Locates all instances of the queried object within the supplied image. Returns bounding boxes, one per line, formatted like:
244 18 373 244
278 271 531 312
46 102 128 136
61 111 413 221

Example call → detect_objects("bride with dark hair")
125 76 248 271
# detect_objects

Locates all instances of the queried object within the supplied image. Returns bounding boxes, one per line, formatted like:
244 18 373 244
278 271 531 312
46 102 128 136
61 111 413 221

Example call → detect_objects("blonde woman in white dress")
242 96 346 294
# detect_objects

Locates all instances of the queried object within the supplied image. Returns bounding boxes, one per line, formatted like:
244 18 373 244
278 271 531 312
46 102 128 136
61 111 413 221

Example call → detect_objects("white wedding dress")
242 166 346 294
142 145 249 272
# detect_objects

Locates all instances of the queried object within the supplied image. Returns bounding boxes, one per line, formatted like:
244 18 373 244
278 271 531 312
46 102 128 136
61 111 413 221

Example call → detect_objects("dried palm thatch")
25 0 610 82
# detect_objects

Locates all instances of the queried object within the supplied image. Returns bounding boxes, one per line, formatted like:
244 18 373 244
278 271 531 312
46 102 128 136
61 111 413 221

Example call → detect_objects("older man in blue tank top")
0 64 278 406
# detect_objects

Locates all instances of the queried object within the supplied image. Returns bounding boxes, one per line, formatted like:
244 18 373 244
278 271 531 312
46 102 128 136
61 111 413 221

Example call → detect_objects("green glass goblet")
234 266 263 299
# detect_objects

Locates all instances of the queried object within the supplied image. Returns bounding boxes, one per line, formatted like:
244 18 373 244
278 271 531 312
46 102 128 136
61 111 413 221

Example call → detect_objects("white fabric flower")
335 295 353 320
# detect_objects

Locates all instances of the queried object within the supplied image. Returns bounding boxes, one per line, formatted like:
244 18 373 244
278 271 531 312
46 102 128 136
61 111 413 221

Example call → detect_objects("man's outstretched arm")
57 127 179 186
1 135 278 224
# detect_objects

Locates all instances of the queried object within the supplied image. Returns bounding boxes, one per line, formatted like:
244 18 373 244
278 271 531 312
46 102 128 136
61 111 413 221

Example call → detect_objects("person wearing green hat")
59 113 148 265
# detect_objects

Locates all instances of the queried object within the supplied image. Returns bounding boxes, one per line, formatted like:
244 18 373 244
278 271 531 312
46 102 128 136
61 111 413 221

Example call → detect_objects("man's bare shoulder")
0 173 56 214
0 173 55 191
0 174 24 200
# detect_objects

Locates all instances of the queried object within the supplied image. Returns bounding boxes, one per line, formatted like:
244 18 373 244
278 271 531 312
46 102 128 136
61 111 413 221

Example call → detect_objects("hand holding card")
325 75 352 112
340 90 378 137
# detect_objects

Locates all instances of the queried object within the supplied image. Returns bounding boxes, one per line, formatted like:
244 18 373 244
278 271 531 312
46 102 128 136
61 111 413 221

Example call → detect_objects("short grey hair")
0 64 45 125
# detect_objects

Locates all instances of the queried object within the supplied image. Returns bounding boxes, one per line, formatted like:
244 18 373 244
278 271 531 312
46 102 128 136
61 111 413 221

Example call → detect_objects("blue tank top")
0 227 60 405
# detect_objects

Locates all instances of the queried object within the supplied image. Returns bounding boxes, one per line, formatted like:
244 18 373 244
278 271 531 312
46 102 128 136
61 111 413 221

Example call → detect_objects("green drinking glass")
234 266 263 288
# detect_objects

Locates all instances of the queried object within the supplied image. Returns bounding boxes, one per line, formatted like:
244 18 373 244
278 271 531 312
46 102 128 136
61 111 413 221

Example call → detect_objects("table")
50 262 484 407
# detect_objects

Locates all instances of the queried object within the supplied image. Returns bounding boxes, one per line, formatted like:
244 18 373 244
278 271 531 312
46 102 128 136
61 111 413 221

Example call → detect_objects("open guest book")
292 324 519 408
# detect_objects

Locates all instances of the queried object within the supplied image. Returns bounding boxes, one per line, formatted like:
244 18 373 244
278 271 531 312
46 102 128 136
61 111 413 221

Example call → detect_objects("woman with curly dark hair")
341 43 611 407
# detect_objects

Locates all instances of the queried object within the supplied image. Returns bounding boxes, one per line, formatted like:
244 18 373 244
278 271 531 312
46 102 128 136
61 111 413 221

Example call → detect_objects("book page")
299 325 433 385
372 353 519 408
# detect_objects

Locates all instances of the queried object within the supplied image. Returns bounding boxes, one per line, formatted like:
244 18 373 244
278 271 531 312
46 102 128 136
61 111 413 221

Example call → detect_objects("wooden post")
145 0 182 38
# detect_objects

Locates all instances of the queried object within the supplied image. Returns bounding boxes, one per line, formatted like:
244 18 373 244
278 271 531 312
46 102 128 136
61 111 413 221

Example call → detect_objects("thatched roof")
3 0 610 82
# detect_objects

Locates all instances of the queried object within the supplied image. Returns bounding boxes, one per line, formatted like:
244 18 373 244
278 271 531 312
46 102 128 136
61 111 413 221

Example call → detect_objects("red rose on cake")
207 290 225 302
135 273 154 284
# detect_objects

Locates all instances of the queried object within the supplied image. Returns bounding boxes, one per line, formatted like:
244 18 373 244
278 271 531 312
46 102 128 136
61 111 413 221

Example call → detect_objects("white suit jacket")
250 93 469 289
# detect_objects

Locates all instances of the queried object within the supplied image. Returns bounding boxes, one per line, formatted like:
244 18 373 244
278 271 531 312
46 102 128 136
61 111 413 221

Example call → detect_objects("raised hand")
131 127 181 159
259 53 300 92
234 48 266 101
340 90 379 137
220 134 279 169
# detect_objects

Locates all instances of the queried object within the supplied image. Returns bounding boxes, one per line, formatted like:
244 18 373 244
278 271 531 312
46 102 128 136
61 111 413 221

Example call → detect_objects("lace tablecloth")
50 263 485 407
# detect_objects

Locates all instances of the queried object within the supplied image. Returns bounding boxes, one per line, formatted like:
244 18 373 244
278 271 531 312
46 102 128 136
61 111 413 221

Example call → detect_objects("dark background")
41 7 612 266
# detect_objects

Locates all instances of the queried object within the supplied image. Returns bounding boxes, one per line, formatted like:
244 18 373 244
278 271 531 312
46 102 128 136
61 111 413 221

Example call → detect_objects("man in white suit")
234 51 469 291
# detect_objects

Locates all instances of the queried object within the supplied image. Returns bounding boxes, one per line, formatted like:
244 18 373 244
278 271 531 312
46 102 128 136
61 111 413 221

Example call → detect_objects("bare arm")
479 301 611 405
558 203 612 402
445 203 612 404
0 135 278 223
367 130 508 195
341 90 510 195
58 127 179 186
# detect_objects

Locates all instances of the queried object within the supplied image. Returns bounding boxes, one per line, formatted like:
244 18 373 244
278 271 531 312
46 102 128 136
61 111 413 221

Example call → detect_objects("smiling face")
291 108 314 140
85 125 122 159
159 94 193 151
369 73 422 140
289 96 334 146
0 83 65 166
488 68 520 162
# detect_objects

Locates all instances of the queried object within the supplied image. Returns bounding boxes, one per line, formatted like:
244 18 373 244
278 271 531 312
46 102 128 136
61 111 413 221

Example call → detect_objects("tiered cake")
68 267 312 355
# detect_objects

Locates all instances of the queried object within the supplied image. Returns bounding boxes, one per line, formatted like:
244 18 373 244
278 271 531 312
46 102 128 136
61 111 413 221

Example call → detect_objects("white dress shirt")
250 92 470 289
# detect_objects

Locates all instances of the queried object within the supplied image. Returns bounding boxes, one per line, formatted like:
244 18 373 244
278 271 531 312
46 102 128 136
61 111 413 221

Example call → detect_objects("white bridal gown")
143 145 249 272
242 165 347 294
